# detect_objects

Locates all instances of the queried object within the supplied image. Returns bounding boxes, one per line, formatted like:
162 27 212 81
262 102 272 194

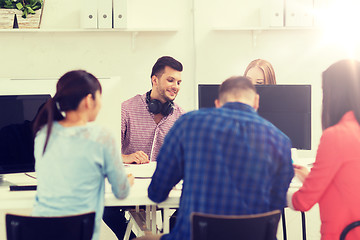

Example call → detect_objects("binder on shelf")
285 0 313 27
285 0 301 27
98 0 113 28
80 0 98 28
269 0 284 27
113 0 127 29
300 0 313 27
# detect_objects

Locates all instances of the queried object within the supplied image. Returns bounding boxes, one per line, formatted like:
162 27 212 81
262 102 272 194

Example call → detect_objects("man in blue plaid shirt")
145 76 294 240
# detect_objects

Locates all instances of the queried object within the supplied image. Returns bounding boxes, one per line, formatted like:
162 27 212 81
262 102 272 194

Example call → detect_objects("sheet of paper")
124 162 157 178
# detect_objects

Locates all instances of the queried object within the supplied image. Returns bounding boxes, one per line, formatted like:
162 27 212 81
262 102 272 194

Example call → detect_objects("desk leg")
162 208 171 234
145 205 157 233
301 211 306 240
151 205 157 234
123 217 134 240
282 209 287 240
146 205 151 230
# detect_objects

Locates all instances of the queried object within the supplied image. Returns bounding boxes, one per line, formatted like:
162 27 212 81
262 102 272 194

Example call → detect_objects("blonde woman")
244 59 276 85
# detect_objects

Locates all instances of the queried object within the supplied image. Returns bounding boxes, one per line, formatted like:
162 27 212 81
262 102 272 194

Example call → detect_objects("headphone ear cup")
161 101 174 116
148 99 162 114
146 91 174 115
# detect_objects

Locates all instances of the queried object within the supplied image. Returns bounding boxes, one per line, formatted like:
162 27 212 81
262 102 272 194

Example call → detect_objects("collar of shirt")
222 102 256 113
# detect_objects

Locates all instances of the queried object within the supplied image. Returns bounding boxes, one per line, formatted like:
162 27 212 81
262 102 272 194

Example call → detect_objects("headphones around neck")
146 90 174 116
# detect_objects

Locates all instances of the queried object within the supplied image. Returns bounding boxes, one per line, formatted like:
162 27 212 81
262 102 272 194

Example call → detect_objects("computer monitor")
0 95 51 179
198 84 311 150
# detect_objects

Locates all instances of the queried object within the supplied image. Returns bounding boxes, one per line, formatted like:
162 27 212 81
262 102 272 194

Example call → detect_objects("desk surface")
0 157 314 210
0 170 181 210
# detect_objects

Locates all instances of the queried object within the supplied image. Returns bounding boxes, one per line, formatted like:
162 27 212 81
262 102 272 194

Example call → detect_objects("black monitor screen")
0 95 51 174
198 84 311 150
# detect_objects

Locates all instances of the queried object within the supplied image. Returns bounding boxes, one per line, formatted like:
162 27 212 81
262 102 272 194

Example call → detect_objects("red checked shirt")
121 93 185 162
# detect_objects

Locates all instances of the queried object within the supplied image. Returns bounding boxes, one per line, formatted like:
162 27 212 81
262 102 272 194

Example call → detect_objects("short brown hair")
218 76 256 104
151 56 183 79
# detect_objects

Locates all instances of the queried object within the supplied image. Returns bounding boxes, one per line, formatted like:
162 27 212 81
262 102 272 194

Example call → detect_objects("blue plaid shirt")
148 102 294 240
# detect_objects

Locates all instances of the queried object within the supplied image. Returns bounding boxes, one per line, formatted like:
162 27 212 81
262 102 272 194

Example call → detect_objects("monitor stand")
291 148 298 162
0 174 13 186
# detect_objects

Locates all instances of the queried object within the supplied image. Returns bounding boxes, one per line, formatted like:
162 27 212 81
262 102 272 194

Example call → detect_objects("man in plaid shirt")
145 76 294 240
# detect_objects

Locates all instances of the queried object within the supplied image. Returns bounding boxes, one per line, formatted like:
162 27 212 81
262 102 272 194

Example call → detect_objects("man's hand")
127 174 135 186
122 151 150 164
293 164 310 183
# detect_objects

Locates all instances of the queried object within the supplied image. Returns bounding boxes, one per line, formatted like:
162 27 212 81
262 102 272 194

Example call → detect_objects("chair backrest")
6 212 95 240
340 221 360 240
191 210 281 240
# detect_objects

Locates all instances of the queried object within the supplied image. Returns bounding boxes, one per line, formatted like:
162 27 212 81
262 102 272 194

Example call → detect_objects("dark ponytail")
33 97 64 154
33 70 101 154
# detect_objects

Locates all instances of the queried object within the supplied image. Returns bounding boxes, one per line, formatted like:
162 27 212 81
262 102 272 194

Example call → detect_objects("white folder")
300 0 313 27
269 0 284 27
286 0 314 27
80 0 98 28
98 0 113 28
113 0 127 29
285 0 301 27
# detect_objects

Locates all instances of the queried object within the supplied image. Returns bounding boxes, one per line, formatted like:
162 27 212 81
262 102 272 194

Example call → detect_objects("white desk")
0 170 181 235
0 158 316 238
0 162 179 208
104 178 181 234
0 173 37 209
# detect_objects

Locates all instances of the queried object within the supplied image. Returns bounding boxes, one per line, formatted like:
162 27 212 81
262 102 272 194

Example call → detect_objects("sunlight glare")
316 0 360 56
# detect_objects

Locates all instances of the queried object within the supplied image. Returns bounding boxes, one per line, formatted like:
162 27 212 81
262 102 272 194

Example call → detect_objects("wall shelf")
213 26 319 31
0 28 178 33
0 27 178 51
212 26 320 48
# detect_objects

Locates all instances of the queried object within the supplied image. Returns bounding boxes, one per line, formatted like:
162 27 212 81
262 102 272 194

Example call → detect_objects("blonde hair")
244 59 276 85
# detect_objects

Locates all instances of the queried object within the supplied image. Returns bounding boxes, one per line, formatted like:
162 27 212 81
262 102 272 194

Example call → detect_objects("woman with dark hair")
288 60 360 240
32 70 133 240
244 59 276 85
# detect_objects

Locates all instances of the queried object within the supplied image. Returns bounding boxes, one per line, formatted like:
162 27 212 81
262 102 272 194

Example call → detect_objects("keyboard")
9 185 37 191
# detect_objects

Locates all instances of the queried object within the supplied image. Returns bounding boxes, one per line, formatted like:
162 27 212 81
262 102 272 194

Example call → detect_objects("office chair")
191 210 281 240
340 220 360 240
6 212 95 240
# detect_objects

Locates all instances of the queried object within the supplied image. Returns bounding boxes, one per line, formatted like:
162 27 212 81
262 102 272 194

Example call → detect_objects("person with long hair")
244 59 276 85
288 59 360 240
32 70 134 240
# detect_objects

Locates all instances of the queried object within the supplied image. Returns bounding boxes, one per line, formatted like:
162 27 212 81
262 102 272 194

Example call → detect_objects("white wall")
1 0 359 153
1 1 359 152
3 0 360 239
194 0 360 157
0 0 196 112
0 0 196 145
